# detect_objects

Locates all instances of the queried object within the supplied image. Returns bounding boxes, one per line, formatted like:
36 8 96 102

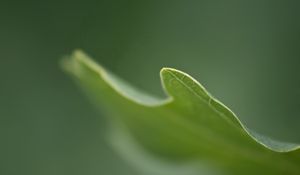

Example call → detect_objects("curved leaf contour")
62 50 300 175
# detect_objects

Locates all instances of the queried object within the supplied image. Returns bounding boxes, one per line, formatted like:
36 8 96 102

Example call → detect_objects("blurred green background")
1 0 300 174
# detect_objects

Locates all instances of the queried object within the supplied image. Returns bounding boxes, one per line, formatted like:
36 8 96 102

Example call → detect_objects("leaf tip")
159 67 176 96
159 67 195 99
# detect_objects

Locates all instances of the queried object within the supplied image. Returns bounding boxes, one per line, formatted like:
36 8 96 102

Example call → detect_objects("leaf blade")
62 50 300 175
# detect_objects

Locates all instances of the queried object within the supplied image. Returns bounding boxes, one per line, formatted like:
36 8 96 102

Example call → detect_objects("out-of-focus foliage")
1 0 300 175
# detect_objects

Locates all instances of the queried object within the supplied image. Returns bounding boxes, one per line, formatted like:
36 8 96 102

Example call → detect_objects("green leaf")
62 50 300 175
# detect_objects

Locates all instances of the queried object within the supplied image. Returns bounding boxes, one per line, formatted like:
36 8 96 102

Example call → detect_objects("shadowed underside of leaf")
62 50 300 175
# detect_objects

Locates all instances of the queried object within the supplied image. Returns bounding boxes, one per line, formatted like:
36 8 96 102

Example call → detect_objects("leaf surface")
62 50 300 175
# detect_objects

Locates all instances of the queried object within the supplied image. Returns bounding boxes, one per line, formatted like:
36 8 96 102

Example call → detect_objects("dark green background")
1 0 299 174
